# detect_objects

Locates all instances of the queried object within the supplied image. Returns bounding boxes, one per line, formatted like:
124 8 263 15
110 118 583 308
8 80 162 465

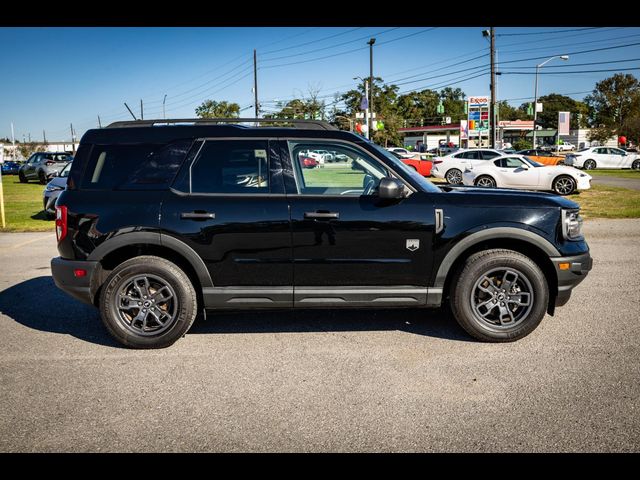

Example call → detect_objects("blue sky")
1 26 639 142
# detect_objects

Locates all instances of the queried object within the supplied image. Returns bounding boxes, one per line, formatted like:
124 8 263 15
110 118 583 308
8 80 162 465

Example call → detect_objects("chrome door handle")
304 212 339 219
180 212 215 220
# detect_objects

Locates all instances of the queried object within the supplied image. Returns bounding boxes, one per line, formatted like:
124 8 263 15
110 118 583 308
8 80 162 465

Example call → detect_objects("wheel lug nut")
137 302 142 305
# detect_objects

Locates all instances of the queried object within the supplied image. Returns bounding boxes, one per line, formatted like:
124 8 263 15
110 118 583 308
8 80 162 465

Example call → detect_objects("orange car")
516 149 565 166
401 153 433 176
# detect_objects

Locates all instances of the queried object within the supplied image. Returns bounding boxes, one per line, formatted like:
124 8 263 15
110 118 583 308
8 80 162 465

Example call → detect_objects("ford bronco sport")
51 118 592 348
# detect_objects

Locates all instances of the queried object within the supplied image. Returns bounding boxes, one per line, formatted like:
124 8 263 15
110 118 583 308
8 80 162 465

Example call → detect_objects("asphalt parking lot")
0 220 639 452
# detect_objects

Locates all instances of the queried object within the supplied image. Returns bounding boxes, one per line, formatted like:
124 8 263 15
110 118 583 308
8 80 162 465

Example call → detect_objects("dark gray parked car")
43 162 71 218
19 152 73 184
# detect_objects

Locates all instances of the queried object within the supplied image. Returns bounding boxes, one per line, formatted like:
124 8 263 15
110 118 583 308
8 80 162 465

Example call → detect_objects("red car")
301 157 318 169
401 154 433 176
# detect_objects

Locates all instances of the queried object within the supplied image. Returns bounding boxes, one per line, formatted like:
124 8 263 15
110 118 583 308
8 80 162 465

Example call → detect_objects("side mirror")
520 163 529 170
377 177 404 199
51 171 59 177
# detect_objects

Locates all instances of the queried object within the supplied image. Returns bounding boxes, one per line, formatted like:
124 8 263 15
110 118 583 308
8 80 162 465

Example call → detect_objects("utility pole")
43 130 47 144
163 94 167 119
253 49 259 118
70 124 76 154
364 80 370 140
489 26 496 149
140 99 144 120
98 115 102 128
368 38 376 140
124 103 137 120
28 133 31 143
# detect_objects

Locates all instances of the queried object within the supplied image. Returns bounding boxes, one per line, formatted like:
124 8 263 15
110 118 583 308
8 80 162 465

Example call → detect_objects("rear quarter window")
80 140 192 190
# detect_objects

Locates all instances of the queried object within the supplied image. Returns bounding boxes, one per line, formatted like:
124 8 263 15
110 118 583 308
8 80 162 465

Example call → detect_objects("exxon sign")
468 96 489 107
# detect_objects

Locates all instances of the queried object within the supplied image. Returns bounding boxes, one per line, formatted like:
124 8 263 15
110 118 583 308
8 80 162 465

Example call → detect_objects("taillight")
55 206 67 242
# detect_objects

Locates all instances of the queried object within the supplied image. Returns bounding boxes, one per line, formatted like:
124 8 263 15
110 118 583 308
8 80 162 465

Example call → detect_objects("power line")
261 28 381 61
261 27 363 55
498 32 640 55
503 67 640 75
503 57 640 69
497 27 602 37
497 27 619 49
498 41 640 65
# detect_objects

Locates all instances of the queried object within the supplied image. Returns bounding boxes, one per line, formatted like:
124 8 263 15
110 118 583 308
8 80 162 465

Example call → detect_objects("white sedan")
431 148 504 184
462 155 592 195
564 146 640 170
385 147 414 159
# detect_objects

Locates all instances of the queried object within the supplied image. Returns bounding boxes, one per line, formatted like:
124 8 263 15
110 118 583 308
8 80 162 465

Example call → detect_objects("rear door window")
81 140 192 190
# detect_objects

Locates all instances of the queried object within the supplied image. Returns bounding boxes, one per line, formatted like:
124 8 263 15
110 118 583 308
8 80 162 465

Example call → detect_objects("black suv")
51 119 592 348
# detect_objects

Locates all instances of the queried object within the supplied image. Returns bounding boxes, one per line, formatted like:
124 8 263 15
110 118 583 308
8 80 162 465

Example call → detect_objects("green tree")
439 87 466 122
536 93 589 129
497 101 520 121
195 100 240 118
396 89 440 127
585 73 640 133
587 126 616 145
17 142 44 160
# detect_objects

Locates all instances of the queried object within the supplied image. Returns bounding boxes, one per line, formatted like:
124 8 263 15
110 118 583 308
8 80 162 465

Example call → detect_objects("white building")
0 141 79 162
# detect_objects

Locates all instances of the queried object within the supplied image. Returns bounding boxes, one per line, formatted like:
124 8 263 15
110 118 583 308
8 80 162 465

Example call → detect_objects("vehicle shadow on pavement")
0 276 120 347
0 276 473 345
191 307 473 342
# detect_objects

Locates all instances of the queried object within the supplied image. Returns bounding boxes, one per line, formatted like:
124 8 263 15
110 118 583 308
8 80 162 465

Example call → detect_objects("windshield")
60 162 72 177
369 143 441 193
523 156 544 167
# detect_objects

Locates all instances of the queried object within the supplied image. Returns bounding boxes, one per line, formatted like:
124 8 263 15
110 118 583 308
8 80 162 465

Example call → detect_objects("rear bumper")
51 257 100 306
550 251 593 306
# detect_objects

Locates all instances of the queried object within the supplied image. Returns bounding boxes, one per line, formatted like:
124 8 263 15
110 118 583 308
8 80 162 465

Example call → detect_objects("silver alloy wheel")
446 169 463 184
584 160 596 170
470 267 534 329
115 274 178 336
476 176 495 188
553 176 575 195
633 159 640 170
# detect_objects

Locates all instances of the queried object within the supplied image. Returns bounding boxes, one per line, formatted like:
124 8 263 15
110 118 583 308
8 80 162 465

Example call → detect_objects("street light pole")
368 38 376 141
532 55 569 149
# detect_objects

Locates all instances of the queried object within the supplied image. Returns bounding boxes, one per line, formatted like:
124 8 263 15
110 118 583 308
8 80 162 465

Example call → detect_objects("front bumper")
550 251 593 306
51 257 100 306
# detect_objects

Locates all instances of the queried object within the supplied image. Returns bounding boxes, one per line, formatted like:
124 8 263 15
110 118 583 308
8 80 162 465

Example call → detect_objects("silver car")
43 162 71 218
19 151 73 184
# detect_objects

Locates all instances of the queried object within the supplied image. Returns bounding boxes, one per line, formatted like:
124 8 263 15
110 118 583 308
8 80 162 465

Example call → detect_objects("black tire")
99 255 198 349
445 168 463 185
552 175 576 195
18 171 27 183
38 170 47 185
475 175 496 188
449 249 549 342
632 159 640 170
583 159 597 170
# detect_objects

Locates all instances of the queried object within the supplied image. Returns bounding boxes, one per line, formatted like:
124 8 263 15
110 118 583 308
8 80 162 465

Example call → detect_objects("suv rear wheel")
38 170 47 184
450 249 549 342
99 255 198 348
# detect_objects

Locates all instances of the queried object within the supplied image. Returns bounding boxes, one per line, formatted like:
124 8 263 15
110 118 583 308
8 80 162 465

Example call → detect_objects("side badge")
406 239 420 252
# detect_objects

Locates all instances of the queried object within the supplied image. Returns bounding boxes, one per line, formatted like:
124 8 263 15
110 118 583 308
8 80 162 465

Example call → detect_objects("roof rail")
106 118 339 131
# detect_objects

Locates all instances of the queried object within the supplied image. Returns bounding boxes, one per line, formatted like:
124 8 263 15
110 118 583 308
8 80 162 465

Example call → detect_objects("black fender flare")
87 231 214 287
433 227 561 289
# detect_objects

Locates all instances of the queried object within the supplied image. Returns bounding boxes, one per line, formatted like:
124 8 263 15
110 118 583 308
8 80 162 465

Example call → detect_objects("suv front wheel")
99 255 198 348
450 249 549 342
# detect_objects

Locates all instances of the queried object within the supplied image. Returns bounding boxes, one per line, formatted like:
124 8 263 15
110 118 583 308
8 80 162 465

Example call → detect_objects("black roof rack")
106 118 338 131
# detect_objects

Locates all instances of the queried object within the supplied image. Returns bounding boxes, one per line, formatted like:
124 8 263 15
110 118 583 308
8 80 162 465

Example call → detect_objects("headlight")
561 209 583 240
45 185 64 192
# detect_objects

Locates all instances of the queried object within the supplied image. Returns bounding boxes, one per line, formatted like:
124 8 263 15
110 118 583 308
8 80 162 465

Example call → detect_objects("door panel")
282 139 435 291
160 139 292 296
289 193 435 287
